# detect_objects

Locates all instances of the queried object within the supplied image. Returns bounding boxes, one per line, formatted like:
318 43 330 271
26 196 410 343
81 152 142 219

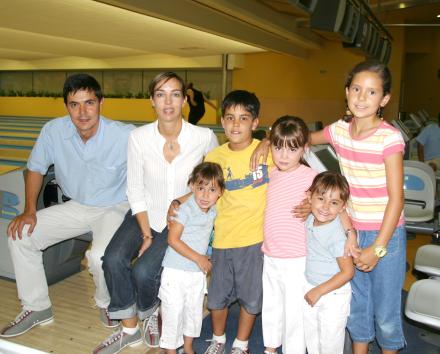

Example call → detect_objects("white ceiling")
0 0 264 61
0 0 438 70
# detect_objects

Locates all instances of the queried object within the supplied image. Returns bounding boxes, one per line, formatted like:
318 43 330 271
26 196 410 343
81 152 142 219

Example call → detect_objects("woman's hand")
138 236 152 258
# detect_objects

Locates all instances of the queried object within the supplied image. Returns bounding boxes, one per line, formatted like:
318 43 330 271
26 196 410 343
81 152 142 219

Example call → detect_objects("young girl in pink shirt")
262 116 317 354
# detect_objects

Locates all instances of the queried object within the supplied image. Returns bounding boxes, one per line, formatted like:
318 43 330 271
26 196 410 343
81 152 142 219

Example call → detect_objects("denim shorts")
347 225 406 350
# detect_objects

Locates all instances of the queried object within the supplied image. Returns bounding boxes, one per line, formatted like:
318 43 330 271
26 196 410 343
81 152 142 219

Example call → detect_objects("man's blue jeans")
102 210 168 320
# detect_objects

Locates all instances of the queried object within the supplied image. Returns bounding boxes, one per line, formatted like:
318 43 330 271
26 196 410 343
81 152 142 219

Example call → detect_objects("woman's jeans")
102 210 168 320
347 225 406 351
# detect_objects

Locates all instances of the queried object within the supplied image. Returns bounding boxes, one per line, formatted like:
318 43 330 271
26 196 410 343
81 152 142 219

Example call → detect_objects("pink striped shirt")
324 119 405 230
263 164 317 258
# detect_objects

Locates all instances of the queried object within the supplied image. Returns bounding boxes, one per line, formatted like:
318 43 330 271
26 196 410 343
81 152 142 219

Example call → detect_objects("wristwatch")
374 245 387 258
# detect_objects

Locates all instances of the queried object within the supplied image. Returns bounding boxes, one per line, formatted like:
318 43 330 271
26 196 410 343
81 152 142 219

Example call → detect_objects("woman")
93 72 218 354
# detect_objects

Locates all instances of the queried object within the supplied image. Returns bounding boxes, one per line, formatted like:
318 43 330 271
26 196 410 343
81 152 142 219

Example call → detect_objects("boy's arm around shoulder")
168 218 212 274
304 255 354 307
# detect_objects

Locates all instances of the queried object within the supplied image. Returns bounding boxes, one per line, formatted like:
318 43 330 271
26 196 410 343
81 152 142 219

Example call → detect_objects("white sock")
213 333 226 344
232 338 248 350
152 307 159 316
122 325 139 335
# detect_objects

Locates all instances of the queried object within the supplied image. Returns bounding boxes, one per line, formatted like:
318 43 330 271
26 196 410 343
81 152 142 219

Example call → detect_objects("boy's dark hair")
270 115 309 166
188 162 225 191
308 171 350 203
344 60 392 121
221 90 260 119
148 71 185 97
63 74 102 104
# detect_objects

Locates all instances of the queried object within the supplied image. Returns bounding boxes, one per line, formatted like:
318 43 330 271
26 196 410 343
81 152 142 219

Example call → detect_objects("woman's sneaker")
92 328 142 354
0 308 54 337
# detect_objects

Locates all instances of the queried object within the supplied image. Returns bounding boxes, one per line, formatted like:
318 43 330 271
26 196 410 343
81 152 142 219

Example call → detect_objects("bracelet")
142 234 153 240
172 199 181 206
345 228 356 237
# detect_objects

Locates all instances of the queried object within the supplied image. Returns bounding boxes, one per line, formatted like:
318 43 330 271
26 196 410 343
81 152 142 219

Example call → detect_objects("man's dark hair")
63 74 103 104
221 90 260 119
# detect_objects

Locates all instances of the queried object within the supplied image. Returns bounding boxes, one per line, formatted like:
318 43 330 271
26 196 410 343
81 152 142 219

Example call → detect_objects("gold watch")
374 245 387 258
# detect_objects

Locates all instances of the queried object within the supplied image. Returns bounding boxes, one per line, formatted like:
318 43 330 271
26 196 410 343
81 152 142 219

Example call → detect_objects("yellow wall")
0 97 218 124
403 28 440 117
232 28 405 128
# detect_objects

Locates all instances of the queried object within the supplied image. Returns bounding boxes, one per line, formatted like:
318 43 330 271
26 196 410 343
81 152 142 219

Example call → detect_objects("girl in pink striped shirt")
312 60 406 354
262 116 317 354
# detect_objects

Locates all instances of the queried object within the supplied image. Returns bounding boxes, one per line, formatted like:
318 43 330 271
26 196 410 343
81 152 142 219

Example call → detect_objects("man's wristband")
142 234 153 240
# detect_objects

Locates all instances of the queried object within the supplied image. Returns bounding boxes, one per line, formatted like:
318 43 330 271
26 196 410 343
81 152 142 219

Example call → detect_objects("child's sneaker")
142 313 160 347
204 340 225 354
92 328 142 354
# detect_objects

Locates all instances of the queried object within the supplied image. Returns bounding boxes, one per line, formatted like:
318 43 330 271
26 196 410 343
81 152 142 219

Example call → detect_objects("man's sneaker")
92 328 142 354
230 348 249 354
142 313 160 347
0 308 54 337
99 308 119 328
204 340 225 354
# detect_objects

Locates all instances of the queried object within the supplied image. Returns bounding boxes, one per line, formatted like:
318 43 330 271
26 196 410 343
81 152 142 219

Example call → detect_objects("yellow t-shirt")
205 139 271 248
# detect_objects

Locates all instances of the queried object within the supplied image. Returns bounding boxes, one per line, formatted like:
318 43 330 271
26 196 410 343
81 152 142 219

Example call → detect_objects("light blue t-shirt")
27 115 134 207
305 214 346 286
416 124 440 161
162 195 216 272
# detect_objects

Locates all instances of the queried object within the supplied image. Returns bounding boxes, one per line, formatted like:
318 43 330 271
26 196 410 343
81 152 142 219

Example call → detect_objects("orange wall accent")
0 97 66 117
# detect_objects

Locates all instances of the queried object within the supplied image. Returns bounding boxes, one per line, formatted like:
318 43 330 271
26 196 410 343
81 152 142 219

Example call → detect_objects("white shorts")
158 267 207 349
303 280 351 354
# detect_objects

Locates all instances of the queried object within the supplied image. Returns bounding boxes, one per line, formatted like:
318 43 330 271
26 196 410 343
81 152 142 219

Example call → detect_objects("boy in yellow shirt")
203 90 270 354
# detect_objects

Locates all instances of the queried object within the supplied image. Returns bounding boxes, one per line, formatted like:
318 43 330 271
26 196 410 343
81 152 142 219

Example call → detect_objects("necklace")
167 140 177 150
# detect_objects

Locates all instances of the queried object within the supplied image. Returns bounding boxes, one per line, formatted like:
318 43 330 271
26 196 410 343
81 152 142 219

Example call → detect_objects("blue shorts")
347 225 406 350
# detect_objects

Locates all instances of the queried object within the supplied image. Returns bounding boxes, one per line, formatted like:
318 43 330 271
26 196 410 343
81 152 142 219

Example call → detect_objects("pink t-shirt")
262 164 317 258
324 119 405 230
